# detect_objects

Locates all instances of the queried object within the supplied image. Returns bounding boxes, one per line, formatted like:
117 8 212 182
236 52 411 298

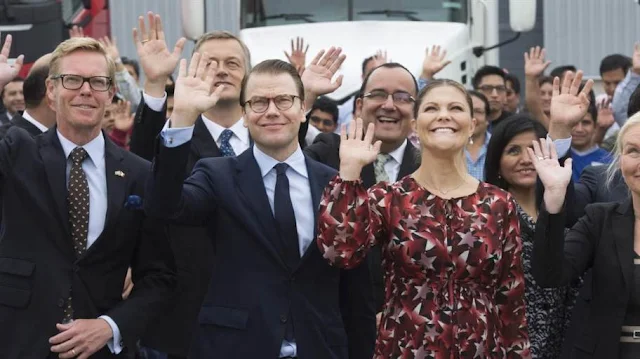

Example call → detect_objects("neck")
415 148 470 189
203 100 244 128
379 138 405 154
509 185 537 216
256 140 300 162
56 121 101 146
489 109 502 122
572 142 595 153
467 131 487 156
26 106 56 129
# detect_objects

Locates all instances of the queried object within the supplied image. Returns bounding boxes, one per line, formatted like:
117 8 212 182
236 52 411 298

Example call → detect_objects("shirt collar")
253 144 308 179
57 129 105 166
201 115 250 146
386 138 408 164
22 110 48 133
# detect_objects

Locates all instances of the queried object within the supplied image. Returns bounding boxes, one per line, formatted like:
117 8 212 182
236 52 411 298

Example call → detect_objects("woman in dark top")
485 115 580 358
531 75 640 358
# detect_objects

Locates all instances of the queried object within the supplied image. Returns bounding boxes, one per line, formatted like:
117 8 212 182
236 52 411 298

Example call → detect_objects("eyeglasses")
362 90 415 105
243 94 300 113
51 74 112 92
477 85 507 94
309 115 335 128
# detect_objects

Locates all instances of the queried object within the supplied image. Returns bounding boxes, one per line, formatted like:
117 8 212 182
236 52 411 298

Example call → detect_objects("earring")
469 137 474 145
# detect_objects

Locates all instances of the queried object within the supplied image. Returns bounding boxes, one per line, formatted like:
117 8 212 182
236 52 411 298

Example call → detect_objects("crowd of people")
1 9 640 359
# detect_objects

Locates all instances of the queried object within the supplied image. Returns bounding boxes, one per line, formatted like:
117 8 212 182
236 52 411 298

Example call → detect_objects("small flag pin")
115 170 125 177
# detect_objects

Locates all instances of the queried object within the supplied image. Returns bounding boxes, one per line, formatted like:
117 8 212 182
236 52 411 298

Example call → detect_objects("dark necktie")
63 147 90 322
273 163 300 269
219 129 236 157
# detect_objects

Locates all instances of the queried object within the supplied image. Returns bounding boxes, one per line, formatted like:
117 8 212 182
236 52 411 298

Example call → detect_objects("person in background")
0 76 24 124
591 54 632 145
308 96 338 133
484 115 580 358
473 65 511 129
570 99 612 181
505 72 522 114
524 47 554 128
612 44 640 127
550 65 577 83
465 90 491 180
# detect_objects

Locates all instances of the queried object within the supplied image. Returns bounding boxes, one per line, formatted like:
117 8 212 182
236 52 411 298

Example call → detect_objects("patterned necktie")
63 147 90 322
374 153 391 183
219 129 236 157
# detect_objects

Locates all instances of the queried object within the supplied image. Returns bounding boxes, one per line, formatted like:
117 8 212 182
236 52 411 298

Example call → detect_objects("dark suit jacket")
146 144 353 358
130 98 220 355
0 127 176 358
533 200 634 358
0 112 44 138
304 132 421 314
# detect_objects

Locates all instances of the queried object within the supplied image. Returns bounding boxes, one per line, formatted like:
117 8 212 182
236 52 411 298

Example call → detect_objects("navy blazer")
146 142 351 358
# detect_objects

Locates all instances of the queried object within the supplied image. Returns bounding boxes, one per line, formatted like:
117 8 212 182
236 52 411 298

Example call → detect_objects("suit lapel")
398 142 420 179
38 129 75 259
14 115 43 137
234 150 289 270
613 200 635 289
192 117 221 158
361 164 376 189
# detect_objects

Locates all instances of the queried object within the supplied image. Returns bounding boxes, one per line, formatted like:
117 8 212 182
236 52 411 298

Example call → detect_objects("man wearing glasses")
0 36 175 358
472 65 512 130
145 56 355 358
307 97 339 133
305 62 420 316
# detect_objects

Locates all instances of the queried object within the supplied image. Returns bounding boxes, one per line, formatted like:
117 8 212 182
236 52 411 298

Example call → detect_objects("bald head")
29 53 52 76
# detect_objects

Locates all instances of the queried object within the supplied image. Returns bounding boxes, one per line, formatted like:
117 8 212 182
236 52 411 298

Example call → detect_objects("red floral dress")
317 176 530 358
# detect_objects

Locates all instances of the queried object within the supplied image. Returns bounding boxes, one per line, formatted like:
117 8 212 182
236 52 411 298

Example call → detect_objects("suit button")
280 315 287 323
57 298 65 308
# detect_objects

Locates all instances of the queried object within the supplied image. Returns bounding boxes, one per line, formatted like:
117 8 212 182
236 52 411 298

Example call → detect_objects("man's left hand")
49 319 113 359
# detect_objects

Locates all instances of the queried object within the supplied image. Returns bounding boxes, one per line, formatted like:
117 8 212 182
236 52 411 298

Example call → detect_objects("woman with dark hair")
485 114 580 358
317 79 530 357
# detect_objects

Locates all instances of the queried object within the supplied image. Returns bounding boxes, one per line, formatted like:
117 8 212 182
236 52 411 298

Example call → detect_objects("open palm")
550 71 593 128
134 12 185 82
524 46 551 78
422 45 450 78
526 138 572 193
339 118 381 169
173 52 225 118
0 35 23 89
302 47 346 96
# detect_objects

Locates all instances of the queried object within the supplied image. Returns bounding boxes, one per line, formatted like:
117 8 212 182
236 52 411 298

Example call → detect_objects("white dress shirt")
57 131 122 354
385 139 408 182
22 110 48 133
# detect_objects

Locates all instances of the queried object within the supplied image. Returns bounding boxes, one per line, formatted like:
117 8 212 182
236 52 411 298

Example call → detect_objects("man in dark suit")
0 36 175 358
145 54 361 358
0 53 55 138
0 75 24 125
132 13 374 359
305 62 421 313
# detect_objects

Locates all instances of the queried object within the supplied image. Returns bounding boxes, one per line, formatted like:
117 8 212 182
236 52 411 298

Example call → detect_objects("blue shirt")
162 122 315 358
570 146 612 182
612 70 640 126
465 132 491 181
57 131 123 354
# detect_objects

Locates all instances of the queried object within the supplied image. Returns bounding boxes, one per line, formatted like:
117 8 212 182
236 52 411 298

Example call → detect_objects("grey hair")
605 112 640 190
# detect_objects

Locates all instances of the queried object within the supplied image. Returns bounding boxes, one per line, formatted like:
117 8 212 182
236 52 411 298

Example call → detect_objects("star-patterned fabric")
374 153 391 183
317 176 530 358
63 146 90 322
219 129 236 157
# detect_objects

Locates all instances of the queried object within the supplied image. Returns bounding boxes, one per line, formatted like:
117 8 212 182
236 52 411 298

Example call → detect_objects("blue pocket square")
124 195 143 210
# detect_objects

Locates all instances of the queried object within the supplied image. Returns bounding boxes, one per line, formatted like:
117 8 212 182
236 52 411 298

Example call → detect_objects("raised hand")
421 45 451 80
98 36 121 63
284 37 308 74
113 100 135 131
0 35 23 90
171 52 225 128
133 12 186 86
524 46 551 78
69 25 85 38
526 138 572 214
339 118 381 180
301 47 346 99
369 49 388 70
549 70 594 129
596 97 615 131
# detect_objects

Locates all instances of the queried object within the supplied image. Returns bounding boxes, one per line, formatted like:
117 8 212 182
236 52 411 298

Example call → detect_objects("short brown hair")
49 37 115 81
194 31 251 75
239 59 304 106
414 79 473 119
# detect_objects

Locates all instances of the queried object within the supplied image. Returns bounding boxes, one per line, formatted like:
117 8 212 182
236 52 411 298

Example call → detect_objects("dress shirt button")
57 298 65 308
280 314 288 323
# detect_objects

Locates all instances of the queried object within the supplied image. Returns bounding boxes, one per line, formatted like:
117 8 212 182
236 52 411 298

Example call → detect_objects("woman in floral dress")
317 80 530 358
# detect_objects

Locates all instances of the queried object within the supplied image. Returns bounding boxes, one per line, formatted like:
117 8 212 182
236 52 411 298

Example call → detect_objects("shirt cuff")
99 315 123 354
161 120 194 147
417 78 429 91
547 134 572 158
143 92 168 112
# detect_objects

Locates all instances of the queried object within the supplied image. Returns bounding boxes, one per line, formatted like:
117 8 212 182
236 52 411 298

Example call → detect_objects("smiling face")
570 112 596 151
243 72 305 154
471 94 488 137
2 80 24 114
499 131 538 191
619 124 640 195
197 38 247 104
414 85 474 154
355 66 416 151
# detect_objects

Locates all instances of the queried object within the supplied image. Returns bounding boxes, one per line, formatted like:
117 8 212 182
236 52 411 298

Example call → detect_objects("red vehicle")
0 0 110 77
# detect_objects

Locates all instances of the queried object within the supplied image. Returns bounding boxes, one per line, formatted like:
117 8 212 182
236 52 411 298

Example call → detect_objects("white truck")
180 0 536 101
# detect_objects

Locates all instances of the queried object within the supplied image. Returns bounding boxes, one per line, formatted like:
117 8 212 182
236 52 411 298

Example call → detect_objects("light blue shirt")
161 124 315 357
465 132 491 181
57 131 123 354
612 70 640 126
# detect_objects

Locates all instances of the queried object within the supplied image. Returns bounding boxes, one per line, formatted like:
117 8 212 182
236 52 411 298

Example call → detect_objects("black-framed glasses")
478 85 507 94
243 94 300 113
362 90 415 105
50 74 112 92
309 115 336 128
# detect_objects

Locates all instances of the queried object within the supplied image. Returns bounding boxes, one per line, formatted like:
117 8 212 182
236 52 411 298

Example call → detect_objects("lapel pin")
115 170 125 177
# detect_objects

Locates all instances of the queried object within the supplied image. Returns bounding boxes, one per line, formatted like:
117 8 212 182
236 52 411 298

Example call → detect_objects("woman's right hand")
339 118 381 180
526 138 572 214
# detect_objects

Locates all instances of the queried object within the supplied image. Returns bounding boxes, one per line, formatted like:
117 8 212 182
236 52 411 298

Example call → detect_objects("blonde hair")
606 111 640 189
194 31 251 74
49 37 115 80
